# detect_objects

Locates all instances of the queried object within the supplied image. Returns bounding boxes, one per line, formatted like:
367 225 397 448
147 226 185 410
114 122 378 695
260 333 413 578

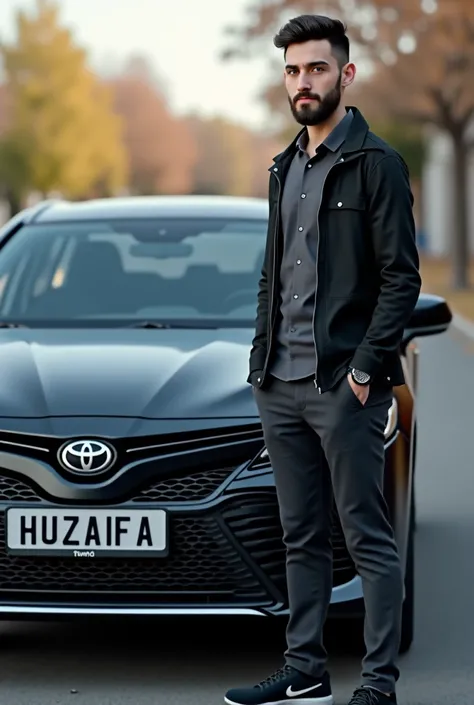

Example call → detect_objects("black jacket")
248 107 422 392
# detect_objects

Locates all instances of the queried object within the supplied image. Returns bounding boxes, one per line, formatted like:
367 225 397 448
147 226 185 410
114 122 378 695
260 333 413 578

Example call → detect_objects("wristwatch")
349 367 371 386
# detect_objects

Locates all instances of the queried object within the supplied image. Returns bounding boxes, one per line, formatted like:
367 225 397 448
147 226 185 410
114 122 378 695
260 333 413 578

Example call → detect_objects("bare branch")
222 0 474 146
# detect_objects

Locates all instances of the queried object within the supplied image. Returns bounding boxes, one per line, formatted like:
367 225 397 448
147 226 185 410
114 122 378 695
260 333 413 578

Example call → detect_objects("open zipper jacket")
248 107 422 393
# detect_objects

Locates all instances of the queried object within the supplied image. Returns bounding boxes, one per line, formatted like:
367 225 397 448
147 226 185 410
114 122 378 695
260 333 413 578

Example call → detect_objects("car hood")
0 328 258 419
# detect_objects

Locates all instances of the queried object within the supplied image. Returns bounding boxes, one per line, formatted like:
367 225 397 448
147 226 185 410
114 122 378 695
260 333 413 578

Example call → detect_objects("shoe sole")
224 696 334 705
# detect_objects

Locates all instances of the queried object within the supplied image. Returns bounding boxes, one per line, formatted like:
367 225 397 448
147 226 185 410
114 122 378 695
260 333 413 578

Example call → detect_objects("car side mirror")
402 293 452 348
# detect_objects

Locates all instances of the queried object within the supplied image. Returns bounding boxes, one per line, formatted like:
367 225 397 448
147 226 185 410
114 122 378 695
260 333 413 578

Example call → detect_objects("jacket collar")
270 106 373 168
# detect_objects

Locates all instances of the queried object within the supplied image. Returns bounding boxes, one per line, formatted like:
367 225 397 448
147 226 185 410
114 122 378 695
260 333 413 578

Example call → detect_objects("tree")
351 1 474 288
351 83 427 231
0 0 128 206
110 57 197 195
248 130 286 197
187 116 254 196
187 114 284 197
0 84 29 215
0 133 31 216
223 0 474 289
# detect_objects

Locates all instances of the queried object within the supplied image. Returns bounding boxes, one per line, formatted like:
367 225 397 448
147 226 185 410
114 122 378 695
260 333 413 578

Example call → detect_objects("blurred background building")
422 123 474 257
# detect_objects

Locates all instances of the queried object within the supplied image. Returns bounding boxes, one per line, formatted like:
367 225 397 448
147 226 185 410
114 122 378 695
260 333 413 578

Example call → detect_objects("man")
224 14 421 705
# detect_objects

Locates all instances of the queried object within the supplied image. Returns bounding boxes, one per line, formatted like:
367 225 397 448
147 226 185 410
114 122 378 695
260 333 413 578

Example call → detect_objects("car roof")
31 195 269 223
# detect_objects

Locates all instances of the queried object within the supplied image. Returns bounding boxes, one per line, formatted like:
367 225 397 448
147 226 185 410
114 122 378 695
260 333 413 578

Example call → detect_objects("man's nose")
296 72 311 91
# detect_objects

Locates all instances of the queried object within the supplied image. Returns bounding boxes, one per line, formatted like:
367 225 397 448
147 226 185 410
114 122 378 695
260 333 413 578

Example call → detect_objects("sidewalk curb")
451 313 474 341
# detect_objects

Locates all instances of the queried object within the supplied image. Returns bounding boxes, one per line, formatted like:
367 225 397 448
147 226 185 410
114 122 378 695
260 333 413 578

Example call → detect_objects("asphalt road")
0 325 472 705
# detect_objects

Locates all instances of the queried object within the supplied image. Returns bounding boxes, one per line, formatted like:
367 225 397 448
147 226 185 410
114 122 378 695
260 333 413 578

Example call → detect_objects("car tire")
399 505 415 654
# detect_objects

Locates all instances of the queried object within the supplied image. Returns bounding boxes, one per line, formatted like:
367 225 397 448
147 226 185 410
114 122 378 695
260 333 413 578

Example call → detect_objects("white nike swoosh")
286 683 323 697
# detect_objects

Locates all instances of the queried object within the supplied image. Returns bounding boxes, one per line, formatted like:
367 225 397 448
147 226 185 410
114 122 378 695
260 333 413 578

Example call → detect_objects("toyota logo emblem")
58 440 116 474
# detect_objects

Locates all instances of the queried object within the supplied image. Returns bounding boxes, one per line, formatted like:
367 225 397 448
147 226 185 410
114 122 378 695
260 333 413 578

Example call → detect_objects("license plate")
6 508 168 557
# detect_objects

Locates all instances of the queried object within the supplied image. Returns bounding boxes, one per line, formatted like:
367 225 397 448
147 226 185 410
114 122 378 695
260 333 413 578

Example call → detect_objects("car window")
0 218 267 326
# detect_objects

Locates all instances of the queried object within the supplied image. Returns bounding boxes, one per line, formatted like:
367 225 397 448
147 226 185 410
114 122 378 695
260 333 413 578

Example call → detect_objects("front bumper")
0 576 363 616
0 423 362 617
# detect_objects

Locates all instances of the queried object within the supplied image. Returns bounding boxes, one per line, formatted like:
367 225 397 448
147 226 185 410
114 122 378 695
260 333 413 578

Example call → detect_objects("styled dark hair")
273 14 350 67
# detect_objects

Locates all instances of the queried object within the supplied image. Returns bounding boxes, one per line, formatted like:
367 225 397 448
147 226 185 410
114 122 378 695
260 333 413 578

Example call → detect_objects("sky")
0 0 277 130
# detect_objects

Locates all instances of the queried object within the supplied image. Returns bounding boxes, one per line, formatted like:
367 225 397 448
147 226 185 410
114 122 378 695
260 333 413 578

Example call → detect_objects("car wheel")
399 505 415 654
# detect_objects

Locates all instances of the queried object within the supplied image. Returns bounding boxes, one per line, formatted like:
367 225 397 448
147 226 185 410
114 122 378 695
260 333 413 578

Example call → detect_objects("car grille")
0 490 355 608
0 512 270 605
0 476 43 503
131 467 234 502
0 424 356 607
223 494 356 598
0 425 264 493
0 468 234 505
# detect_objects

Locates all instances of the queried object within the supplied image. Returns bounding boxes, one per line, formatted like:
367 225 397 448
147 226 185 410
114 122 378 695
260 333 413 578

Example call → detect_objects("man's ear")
341 62 356 88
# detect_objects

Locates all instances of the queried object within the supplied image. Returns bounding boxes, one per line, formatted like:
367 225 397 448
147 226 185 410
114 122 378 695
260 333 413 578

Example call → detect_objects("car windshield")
0 217 268 327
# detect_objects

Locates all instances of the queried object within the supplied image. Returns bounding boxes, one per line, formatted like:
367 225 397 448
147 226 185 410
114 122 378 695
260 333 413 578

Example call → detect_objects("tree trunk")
451 131 470 289
411 178 424 243
5 189 22 218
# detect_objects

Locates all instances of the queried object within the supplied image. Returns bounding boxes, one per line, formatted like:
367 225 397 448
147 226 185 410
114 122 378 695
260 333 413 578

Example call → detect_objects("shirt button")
301 193 306 198
337 201 343 207
307 164 312 168
293 294 299 299
296 259 302 265
298 226 303 231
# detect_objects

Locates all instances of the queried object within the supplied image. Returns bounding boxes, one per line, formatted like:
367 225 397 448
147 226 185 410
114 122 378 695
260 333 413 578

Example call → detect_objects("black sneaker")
224 665 333 705
348 686 397 705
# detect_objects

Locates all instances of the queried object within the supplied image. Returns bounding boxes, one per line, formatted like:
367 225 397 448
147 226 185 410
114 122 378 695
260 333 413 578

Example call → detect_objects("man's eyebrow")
285 61 330 70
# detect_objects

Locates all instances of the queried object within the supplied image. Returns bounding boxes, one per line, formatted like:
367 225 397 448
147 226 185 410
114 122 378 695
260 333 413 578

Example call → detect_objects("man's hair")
273 14 350 67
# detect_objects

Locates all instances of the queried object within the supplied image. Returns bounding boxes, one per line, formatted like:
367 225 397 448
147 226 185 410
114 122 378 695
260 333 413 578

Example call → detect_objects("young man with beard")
224 14 421 705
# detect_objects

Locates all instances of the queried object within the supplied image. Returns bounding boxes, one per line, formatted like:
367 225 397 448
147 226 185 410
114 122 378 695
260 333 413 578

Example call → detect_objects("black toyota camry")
0 195 451 651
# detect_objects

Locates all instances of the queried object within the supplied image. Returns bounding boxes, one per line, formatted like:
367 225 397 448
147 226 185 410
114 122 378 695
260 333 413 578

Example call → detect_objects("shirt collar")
296 109 354 155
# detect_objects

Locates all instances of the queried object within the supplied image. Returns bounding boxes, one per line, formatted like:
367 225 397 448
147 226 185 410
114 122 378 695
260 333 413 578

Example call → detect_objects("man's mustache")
293 92 321 105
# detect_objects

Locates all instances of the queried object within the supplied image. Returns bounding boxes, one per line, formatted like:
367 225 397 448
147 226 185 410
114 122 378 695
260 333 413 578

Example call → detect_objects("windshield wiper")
0 322 28 328
127 320 217 329
128 321 171 329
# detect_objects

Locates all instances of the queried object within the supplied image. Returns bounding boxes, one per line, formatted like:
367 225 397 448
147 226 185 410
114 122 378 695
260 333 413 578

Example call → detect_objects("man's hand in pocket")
347 372 370 406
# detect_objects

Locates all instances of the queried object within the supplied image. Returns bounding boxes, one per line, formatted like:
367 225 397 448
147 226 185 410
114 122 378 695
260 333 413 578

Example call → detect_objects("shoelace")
349 687 383 705
256 665 294 689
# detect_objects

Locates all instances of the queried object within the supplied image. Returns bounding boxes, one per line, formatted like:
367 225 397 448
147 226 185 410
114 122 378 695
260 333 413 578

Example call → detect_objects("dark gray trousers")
253 373 404 694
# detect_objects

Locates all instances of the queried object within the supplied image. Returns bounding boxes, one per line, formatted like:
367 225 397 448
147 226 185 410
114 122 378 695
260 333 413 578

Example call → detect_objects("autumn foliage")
0 0 282 216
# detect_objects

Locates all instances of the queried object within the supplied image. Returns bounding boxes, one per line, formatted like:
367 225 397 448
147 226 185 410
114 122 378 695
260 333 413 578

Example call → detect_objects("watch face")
352 369 370 384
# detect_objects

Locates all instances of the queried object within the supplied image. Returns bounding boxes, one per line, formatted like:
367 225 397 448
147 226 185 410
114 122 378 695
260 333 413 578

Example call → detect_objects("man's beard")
289 74 342 126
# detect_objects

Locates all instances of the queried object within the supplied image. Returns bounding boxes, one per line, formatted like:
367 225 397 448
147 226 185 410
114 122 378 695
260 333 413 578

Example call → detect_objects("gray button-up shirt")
270 110 354 382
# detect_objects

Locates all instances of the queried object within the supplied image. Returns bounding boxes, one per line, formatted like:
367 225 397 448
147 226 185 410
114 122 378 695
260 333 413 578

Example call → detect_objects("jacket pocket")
321 195 372 298
325 194 365 211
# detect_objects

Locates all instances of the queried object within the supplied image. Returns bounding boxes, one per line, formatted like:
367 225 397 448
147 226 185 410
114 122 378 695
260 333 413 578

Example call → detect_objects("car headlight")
248 446 271 470
249 397 398 470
